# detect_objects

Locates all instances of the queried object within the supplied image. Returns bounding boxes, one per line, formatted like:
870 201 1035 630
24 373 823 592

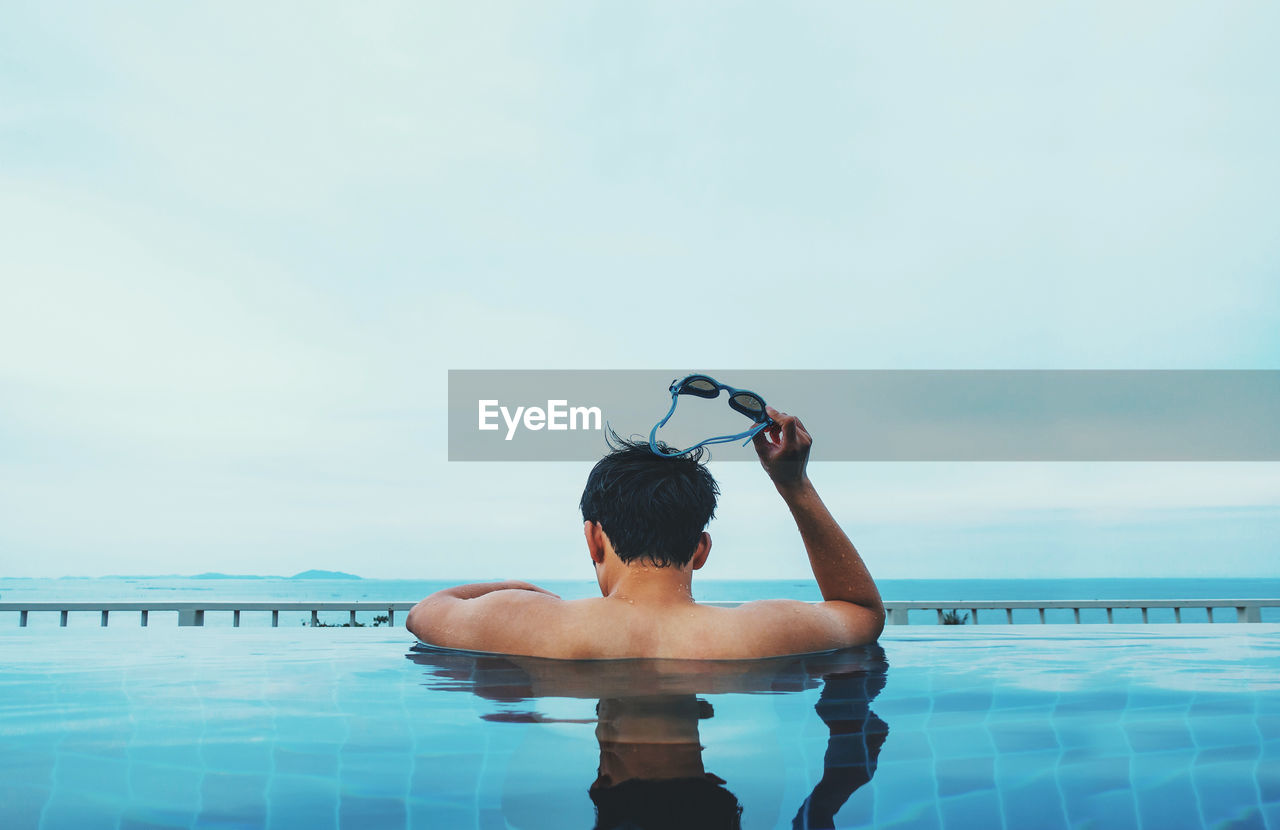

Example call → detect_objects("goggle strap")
653 421 772 457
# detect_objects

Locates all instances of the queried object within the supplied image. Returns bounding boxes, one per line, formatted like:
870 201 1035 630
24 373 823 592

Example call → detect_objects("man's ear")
584 521 607 564
690 532 712 571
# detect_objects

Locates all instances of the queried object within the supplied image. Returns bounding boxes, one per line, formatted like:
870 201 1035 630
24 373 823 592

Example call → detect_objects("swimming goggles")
649 374 773 457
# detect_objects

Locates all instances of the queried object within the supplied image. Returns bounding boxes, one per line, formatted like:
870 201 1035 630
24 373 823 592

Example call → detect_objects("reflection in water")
793 664 889 829
407 645 889 829
591 694 742 829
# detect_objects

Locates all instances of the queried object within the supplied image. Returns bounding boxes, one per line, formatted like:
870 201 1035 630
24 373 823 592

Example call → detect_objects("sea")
3 575 1280 603
2 576 1279 628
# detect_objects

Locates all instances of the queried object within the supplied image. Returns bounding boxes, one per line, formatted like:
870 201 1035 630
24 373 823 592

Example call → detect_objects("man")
406 407 884 659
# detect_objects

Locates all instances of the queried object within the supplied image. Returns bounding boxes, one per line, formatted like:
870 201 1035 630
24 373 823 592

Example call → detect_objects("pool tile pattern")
0 625 1276 829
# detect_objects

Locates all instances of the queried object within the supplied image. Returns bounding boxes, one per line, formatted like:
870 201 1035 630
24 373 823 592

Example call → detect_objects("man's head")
579 436 720 569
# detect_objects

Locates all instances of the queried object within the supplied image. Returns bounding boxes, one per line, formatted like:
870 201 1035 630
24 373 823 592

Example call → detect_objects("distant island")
188 570 362 580
290 570 361 580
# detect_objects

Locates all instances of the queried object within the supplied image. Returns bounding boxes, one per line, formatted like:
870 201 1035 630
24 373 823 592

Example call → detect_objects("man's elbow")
848 600 886 644
823 599 885 647
405 598 437 640
866 604 886 641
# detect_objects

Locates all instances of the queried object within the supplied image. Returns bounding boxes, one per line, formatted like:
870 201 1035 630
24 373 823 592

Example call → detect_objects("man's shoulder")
708 598 882 656
729 598 811 610
466 586 579 622
721 597 821 619
407 587 575 654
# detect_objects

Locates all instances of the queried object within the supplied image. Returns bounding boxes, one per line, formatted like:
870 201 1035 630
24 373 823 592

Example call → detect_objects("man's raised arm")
753 406 885 640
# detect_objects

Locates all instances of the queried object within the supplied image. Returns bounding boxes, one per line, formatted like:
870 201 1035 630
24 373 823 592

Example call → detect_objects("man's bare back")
407 407 885 659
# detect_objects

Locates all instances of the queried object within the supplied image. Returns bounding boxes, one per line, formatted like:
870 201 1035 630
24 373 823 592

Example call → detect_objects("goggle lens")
678 377 720 398
730 392 765 418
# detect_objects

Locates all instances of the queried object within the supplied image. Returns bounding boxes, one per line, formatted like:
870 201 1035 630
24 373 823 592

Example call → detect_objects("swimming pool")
0 625 1276 829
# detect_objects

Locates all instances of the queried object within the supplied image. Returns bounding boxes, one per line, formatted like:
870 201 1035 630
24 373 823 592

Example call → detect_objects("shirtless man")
406 407 884 659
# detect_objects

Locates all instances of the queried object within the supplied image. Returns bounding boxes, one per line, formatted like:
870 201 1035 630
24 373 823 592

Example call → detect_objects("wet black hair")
590 775 743 830
579 433 719 568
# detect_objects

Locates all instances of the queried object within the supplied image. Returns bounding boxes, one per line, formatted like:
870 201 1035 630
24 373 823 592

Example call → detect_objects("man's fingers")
762 405 810 448
765 406 794 431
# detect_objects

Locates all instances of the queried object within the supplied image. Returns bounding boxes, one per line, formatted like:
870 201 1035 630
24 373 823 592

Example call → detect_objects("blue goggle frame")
649 374 773 458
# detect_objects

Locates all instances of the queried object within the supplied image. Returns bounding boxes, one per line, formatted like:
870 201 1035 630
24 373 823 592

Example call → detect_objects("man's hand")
752 405 812 489
409 581 562 614
442 580 561 600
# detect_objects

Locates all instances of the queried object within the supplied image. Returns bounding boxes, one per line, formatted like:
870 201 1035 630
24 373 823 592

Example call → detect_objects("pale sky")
1 1 1277 579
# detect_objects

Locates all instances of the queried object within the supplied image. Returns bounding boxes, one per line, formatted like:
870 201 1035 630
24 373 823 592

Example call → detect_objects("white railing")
877 598 1277 625
1 599 1277 627
0 601 413 628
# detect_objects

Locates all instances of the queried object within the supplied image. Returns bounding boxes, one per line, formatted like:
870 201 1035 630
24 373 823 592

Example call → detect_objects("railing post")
141 610 148 627
1206 607 1214 623
349 610 358 626
1006 608 1013 624
60 611 68 627
1038 608 1045 624
272 610 279 627
101 610 109 627
1174 607 1182 623
936 609 944 625
1141 608 1148 623
19 610 28 627
1073 608 1080 624
388 608 395 626
310 610 319 627
1106 608 1113 624
1239 606 1262 623
233 610 241 628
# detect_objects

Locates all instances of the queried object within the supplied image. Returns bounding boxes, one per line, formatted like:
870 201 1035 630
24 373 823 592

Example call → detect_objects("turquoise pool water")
0 625 1276 829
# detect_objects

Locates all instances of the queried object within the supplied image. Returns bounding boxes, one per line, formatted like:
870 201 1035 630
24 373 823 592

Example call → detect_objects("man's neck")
605 566 697 606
